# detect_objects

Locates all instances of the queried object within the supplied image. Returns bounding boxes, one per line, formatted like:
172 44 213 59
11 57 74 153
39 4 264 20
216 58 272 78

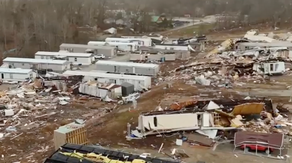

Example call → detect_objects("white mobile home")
60 43 117 57
253 61 285 75
236 42 292 51
62 70 151 91
121 35 163 41
88 41 138 52
105 37 152 47
135 112 218 137
95 60 160 76
0 68 35 82
2 57 70 72
154 44 189 51
35 51 94 65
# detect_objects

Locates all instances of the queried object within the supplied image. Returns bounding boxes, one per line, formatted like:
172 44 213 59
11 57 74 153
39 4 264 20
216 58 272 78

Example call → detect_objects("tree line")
0 0 291 58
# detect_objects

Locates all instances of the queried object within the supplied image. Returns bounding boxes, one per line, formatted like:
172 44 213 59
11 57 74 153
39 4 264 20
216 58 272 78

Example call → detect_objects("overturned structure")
45 143 179 163
131 99 274 138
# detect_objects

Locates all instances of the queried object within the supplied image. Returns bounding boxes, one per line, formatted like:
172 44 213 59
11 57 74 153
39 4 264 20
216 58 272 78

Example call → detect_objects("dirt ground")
1 29 292 163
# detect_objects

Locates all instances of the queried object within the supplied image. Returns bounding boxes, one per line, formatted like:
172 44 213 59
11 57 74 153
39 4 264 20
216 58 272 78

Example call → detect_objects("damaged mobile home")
95 60 160 76
79 82 122 99
253 61 285 75
131 99 272 138
62 70 151 91
45 143 179 163
0 68 35 82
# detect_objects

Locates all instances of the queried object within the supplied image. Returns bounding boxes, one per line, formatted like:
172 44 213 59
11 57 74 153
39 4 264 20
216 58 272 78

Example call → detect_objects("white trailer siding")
137 112 215 136
130 54 176 61
105 37 152 47
0 68 35 81
253 62 285 75
63 70 151 91
87 41 106 46
59 43 116 57
88 41 138 52
154 45 189 51
122 36 163 41
95 60 159 76
3 57 70 72
35 51 93 65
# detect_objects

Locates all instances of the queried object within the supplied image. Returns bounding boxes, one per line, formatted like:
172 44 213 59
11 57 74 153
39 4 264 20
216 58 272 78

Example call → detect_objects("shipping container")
59 43 117 57
53 121 88 150
62 70 151 91
0 68 35 82
95 60 159 76
2 57 70 72
88 41 138 52
35 51 94 65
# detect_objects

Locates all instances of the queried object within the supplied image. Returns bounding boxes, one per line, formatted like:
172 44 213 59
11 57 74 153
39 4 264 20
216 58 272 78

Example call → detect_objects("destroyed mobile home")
45 143 180 163
129 99 292 139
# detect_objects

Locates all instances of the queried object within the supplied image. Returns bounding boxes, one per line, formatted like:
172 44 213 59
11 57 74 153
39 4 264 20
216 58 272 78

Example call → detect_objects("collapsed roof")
45 144 179 163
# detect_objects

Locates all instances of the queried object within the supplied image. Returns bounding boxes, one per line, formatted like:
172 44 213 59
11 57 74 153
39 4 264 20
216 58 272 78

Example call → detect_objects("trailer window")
153 117 157 127
270 64 274 71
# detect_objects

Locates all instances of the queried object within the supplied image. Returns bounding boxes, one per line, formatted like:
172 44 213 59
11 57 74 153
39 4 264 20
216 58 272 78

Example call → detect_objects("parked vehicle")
94 54 105 59
240 144 274 154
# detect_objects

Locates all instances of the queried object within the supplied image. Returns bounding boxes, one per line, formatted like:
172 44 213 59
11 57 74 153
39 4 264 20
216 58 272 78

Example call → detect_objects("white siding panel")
140 113 199 131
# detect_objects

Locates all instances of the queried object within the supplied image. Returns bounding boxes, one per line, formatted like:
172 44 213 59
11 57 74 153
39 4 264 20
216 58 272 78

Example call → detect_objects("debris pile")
45 143 180 163
128 99 291 158
0 79 74 139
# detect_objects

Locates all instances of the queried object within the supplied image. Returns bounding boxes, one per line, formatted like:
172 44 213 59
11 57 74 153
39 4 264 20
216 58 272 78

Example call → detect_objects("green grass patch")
168 23 215 36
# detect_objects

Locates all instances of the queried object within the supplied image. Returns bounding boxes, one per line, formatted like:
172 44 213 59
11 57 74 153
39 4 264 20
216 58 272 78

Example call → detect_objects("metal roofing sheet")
0 68 32 74
3 57 69 64
96 60 159 68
